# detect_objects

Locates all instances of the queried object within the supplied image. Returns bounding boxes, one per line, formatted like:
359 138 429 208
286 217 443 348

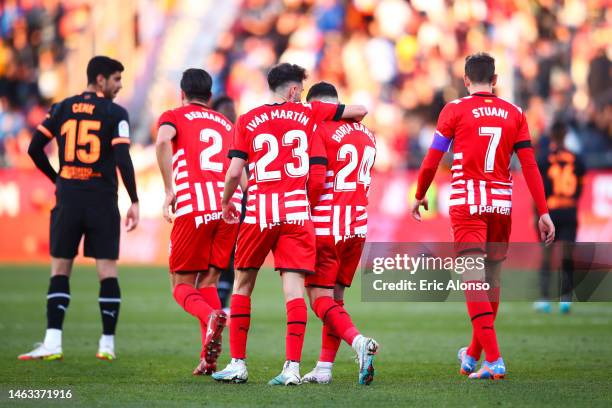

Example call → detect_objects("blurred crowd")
1 0 611 172
213 0 612 170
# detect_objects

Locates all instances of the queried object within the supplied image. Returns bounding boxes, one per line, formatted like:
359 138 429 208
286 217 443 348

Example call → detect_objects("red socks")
467 287 500 360
319 299 344 363
197 286 222 357
313 296 359 347
465 284 501 362
173 284 214 323
229 294 251 359
286 298 308 361
199 287 222 310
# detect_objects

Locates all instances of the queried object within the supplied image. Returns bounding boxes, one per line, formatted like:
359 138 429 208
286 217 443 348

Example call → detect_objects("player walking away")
300 82 379 385
210 95 239 313
155 69 244 376
534 120 585 315
21 56 139 361
411 53 555 380
212 63 367 385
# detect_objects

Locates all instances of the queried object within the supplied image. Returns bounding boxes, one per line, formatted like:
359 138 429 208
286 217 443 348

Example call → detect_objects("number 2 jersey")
37 91 131 201
158 102 242 225
229 101 345 227
311 120 376 237
436 92 531 213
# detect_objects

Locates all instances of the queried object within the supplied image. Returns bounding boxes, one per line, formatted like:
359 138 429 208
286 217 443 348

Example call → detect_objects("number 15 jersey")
229 101 344 227
158 102 242 221
437 92 532 211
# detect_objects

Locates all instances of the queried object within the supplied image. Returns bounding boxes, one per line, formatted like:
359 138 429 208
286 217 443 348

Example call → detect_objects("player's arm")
514 115 554 244
340 104 368 121
112 111 139 232
28 105 60 183
411 131 450 221
222 157 246 224
155 123 177 223
27 128 57 183
224 117 248 223
311 101 367 123
307 130 328 208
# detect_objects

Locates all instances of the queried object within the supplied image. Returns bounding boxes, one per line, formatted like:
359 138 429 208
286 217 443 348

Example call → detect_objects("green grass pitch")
1 264 611 407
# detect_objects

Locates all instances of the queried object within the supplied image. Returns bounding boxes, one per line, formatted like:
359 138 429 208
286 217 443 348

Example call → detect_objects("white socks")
99 334 115 350
43 329 62 349
351 334 365 350
284 360 300 373
316 361 333 372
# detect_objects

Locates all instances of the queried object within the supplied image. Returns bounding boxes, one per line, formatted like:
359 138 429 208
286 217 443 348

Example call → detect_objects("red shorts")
305 235 366 288
235 221 316 274
169 215 239 273
449 205 511 262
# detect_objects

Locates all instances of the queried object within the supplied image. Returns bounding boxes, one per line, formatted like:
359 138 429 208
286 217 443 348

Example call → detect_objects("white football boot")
212 358 249 383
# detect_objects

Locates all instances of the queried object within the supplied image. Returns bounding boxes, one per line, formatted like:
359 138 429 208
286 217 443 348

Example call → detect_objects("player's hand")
538 213 555 246
126 202 140 232
162 191 176 223
411 197 429 222
222 201 240 224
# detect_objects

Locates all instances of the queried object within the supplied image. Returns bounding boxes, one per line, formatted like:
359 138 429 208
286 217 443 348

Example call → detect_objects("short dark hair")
87 56 124 85
211 95 234 111
267 63 307 91
180 68 212 101
465 53 496 84
550 119 567 144
306 81 338 101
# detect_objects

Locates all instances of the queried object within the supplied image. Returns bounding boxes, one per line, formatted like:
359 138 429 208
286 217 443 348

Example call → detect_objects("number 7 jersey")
158 103 242 221
436 92 531 212
312 120 376 237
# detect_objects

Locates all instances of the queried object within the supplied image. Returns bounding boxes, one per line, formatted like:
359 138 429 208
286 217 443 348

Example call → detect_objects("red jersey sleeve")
228 115 249 160
308 127 328 166
513 112 532 148
310 101 344 123
435 102 457 139
158 109 177 130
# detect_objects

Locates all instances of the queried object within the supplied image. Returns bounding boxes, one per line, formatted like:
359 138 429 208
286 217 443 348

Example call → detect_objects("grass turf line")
0 264 611 407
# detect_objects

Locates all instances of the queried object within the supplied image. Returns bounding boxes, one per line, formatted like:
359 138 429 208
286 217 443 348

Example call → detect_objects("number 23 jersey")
229 101 344 226
158 102 242 220
437 92 532 211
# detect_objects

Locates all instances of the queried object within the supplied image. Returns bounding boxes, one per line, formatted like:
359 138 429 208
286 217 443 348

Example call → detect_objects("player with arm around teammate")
212 63 367 385
301 82 379 385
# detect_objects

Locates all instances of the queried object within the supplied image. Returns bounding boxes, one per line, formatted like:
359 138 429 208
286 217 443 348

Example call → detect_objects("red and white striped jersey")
436 92 531 214
311 120 376 237
229 101 344 227
158 103 242 226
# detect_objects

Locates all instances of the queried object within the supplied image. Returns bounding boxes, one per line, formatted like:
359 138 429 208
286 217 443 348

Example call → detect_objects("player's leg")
193 267 224 374
466 211 510 380
84 199 123 360
559 217 577 314
19 203 82 361
535 243 554 313
302 235 339 384
450 206 503 378
95 259 121 360
211 268 257 383
213 223 269 383
267 222 314 386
